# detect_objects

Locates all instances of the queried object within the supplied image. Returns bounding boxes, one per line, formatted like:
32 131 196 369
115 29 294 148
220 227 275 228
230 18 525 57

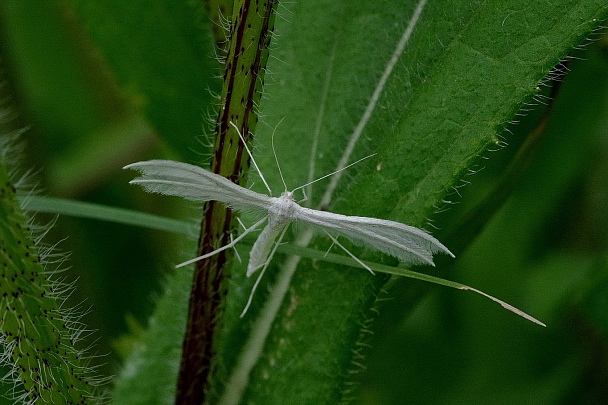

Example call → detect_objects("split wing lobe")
296 206 454 266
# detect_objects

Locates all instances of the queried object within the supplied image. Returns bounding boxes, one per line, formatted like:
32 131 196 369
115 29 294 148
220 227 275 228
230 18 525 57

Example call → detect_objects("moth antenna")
230 121 273 196
292 153 376 193
271 117 288 191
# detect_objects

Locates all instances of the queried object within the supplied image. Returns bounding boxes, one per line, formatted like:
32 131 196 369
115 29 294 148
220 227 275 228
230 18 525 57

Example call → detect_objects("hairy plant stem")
0 146 100 403
175 0 278 403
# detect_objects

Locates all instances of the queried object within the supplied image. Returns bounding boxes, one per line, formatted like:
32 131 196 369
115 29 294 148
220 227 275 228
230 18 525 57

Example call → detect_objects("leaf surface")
213 1 608 404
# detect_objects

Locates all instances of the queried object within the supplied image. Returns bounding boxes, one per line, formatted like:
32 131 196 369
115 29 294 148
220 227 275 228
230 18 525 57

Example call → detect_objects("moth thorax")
269 192 297 226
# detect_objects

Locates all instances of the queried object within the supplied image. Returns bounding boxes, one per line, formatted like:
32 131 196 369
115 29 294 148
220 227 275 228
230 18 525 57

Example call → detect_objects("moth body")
268 191 298 227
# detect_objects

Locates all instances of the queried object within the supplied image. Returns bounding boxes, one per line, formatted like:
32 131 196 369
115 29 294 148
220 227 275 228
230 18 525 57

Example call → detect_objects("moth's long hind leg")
231 218 255 263
324 232 375 275
176 217 267 268
230 234 242 263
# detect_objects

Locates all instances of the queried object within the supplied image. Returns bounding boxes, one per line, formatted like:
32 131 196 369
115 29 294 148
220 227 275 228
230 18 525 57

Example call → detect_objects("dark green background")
0 0 606 403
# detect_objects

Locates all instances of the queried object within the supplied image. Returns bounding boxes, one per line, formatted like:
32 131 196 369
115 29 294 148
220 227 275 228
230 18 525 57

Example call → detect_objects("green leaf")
209 1 608 404
22 195 196 235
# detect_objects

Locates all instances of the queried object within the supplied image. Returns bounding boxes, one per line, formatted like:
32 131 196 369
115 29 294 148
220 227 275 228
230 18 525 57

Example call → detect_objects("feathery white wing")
295 206 454 266
124 160 272 212
247 222 287 276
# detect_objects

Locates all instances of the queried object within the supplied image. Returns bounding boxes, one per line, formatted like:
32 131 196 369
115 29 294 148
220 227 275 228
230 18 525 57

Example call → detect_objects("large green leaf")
209 1 608 404
364 37 608 404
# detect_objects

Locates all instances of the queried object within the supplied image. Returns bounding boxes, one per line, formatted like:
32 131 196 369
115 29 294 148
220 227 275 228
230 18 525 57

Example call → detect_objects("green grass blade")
22 195 196 235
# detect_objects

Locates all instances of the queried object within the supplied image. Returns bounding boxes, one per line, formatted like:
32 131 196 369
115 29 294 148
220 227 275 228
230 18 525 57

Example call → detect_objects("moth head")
280 191 295 201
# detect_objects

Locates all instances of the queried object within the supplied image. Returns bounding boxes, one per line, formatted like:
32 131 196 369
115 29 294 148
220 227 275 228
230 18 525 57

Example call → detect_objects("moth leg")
324 232 375 275
176 217 267 268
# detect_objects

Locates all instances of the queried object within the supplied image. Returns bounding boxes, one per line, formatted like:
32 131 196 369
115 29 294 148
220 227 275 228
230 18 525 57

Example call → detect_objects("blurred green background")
0 1 607 404
0 0 219 386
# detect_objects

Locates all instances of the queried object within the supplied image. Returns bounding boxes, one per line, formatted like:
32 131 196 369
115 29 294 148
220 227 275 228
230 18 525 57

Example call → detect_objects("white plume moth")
124 157 453 267
124 123 455 315
124 123 547 327
125 157 454 265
